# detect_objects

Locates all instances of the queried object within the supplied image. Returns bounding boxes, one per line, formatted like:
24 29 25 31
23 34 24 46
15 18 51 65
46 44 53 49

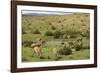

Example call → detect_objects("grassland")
22 13 90 62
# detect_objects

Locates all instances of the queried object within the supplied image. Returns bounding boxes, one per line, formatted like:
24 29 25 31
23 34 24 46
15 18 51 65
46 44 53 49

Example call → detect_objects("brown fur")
52 48 60 57
31 43 43 57
32 46 43 57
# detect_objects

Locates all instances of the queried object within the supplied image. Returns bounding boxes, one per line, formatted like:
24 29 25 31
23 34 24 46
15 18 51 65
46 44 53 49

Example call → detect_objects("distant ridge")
22 13 63 16
22 11 73 16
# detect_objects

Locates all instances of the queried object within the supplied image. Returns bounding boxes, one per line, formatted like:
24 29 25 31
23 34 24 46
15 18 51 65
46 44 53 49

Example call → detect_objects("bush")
33 29 41 34
51 26 56 30
65 30 81 38
53 31 64 39
22 27 27 34
45 31 53 36
74 43 82 51
59 46 72 55
81 32 86 37
82 45 90 49
85 30 90 38
68 41 74 45
22 30 27 34
22 40 33 47
54 34 60 39
81 30 90 38
70 35 77 38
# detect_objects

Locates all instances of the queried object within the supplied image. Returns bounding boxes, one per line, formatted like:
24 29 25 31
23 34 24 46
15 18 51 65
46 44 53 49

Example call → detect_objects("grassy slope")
22 13 90 42
22 13 89 33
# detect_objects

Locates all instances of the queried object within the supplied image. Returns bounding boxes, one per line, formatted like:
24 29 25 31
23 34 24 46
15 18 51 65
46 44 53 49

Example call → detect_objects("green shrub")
74 43 82 51
81 32 86 37
66 30 81 35
81 30 90 38
22 27 27 34
22 40 33 47
83 45 90 49
85 30 90 38
45 31 53 36
59 46 72 55
70 35 77 38
53 31 64 39
51 26 56 30
68 41 74 45
65 30 81 38
33 29 41 34
54 35 60 39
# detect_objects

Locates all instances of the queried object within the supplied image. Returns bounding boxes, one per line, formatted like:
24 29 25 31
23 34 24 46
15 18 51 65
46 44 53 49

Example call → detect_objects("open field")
22 47 90 62
22 13 90 62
